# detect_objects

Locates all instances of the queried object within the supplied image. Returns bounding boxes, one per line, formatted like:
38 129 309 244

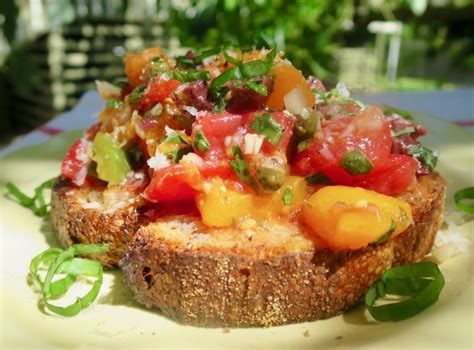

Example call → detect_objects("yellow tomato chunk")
303 186 412 250
196 179 253 227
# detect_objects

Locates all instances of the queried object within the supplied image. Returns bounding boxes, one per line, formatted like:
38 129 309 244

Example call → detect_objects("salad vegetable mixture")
62 46 438 251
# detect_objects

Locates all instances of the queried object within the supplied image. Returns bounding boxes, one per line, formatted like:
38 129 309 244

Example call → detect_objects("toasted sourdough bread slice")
120 173 445 327
50 177 144 268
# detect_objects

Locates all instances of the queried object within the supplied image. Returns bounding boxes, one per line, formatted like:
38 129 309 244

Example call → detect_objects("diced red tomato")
143 164 200 202
61 139 92 186
356 154 418 195
139 76 181 113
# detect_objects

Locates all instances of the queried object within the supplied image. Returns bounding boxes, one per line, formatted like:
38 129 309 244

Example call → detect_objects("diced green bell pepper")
92 132 131 184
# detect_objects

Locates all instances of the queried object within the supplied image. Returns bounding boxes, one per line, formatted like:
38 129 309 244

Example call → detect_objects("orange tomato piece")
124 47 165 88
266 63 315 110
303 186 412 251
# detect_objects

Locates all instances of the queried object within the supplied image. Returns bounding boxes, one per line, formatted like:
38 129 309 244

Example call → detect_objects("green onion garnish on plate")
365 262 444 322
454 187 474 214
30 244 109 316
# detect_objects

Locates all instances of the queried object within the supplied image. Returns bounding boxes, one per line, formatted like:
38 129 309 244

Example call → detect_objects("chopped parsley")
193 129 211 155
339 150 374 175
106 98 123 109
407 144 438 172
129 86 145 103
229 146 255 188
304 173 332 185
250 112 284 145
282 188 293 206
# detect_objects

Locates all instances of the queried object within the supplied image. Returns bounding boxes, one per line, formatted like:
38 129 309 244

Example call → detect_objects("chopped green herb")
176 55 196 70
304 173 332 185
391 126 415 138
245 81 268 96
297 139 311 153
282 188 293 206
212 96 227 113
193 47 221 64
250 112 284 145
151 56 162 63
240 59 269 78
5 178 55 217
373 220 397 244
383 105 414 120
407 144 438 172
210 66 242 92
193 129 211 155
129 86 145 103
229 146 255 188
365 262 444 321
168 70 211 83
113 79 128 89
222 49 241 66
106 98 123 109
170 146 193 163
339 150 374 175
454 187 474 214
29 244 109 316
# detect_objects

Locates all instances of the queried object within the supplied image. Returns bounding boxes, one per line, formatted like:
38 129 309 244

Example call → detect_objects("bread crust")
120 173 446 327
50 177 143 268
50 173 445 326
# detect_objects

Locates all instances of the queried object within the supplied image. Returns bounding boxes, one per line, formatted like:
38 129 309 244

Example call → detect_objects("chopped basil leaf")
151 56 162 63
365 262 444 321
113 79 128 89
373 220 397 244
212 96 227 113
129 86 145 103
391 126 415 138
250 112 284 145
210 66 242 92
313 88 328 104
222 49 241 66
297 139 311 153
383 105 414 120
229 146 255 188
5 178 55 217
245 81 268 96
304 173 332 185
29 244 109 316
282 187 293 206
170 146 193 163
454 187 474 214
339 150 374 175
164 129 188 144
407 144 438 172
194 47 221 64
168 70 211 83
106 98 123 109
193 129 211 155
176 56 195 70
240 59 269 78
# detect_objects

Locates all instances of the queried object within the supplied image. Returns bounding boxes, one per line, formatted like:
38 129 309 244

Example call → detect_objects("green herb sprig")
5 178 55 217
30 244 109 316
365 262 444 322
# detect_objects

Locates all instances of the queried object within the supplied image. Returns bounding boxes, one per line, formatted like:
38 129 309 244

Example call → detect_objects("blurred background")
0 0 473 144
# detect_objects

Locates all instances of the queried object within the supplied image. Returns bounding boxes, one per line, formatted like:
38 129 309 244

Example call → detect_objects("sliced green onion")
194 47 221 64
365 262 444 322
193 129 211 155
129 86 145 103
210 66 242 91
245 81 268 96
407 145 438 172
383 105 414 120
29 244 109 317
304 173 332 185
229 146 255 189
373 220 397 244
250 112 284 145
391 126 415 138
339 150 373 175
168 70 211 83
106 98 123 109
454 187 474 214
5 178 55 217
282 187 293 206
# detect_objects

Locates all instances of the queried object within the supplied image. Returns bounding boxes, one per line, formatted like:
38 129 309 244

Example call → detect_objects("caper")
254 156 287 193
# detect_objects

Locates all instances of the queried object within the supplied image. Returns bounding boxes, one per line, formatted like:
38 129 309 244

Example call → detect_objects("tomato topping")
124 47 165 88
356 154 418 195
61 139 91 186
139 76 181 113
294 106 391 182
266 63 314 110
143 164 200 202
